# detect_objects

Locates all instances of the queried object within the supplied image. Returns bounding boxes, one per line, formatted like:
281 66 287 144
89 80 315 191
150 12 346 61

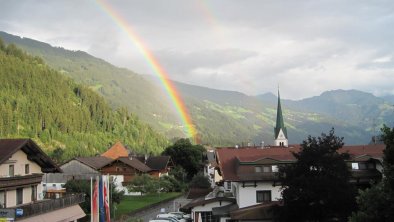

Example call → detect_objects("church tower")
274 89 288 147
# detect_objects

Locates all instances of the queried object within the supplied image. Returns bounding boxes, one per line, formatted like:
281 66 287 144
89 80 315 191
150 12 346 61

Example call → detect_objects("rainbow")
95 0 198 143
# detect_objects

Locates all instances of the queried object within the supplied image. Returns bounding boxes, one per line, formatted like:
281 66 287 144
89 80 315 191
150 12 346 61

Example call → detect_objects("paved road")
120 195 191 222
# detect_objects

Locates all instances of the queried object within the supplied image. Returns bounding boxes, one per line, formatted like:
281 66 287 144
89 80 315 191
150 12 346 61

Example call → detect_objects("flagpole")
108 174 111 221
90 177 93 222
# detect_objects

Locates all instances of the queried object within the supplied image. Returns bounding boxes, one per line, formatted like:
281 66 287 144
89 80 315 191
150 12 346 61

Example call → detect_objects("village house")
183 91 385 222
44 141 174 195
0 139 85 222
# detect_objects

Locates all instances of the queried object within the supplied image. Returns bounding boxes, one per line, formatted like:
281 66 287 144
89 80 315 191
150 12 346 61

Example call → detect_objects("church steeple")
274 89 288 147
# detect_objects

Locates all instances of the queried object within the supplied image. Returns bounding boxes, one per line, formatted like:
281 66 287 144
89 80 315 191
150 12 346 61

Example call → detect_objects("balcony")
10 193 85 220
238 172 278 182
350 169 382 185
0 174 43 189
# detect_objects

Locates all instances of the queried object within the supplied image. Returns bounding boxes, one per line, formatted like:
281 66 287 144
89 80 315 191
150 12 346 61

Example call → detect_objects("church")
182 90 385 222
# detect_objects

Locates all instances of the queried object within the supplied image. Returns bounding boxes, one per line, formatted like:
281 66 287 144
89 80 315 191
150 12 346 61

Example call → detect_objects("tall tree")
162 138 205 180
274 128 356 222
350 125 394 222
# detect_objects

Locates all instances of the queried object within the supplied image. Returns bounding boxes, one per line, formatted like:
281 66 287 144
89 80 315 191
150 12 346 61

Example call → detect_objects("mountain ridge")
2 31 393 145
0 37 168 161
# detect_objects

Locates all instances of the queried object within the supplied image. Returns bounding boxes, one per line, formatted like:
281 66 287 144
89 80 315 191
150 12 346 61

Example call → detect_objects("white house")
183 90 385 221
0 139 85 221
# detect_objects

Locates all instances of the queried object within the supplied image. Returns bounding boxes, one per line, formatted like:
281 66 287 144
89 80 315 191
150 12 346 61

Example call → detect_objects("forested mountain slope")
0 31 183 139
0 38 168 162
2 31 393 145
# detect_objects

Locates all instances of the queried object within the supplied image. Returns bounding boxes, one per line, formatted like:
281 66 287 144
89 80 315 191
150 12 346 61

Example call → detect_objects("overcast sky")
1 0 394 99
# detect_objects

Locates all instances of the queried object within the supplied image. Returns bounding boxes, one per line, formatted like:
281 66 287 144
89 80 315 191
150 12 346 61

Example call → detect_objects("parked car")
156 214 180 222
168 212 191 219
149 219 177 222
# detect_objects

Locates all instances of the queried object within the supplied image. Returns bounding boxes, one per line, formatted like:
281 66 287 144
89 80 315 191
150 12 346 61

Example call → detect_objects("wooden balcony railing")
0 174 43 189
10 193 85 220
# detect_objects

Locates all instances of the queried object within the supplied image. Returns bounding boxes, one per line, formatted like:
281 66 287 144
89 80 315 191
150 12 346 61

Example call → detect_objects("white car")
156 214 180 222
149 220 176 222
168 212 191 219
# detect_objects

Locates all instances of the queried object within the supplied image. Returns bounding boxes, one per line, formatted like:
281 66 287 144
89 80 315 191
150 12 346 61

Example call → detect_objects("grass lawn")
114 192 181 219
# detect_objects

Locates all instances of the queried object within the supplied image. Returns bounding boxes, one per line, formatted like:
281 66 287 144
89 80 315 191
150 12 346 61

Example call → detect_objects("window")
31 186 37 201
256 190 271 203
0 191 5 208
200 211 219 222
359 163 367 170
16 188 23 205
116 167 120 172
25 164 29 174
263 166 271 173
367 162 375 169
255 166 262 173
226 182 231 190
272 165 279 172
351 162 374 170
9 165 14 177
123 167 127 172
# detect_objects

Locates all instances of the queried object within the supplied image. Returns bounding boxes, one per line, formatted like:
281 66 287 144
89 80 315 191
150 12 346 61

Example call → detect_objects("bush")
189 173 211 189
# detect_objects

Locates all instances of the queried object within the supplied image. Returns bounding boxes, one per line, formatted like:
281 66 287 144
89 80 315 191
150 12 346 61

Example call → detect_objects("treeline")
0 38 169 162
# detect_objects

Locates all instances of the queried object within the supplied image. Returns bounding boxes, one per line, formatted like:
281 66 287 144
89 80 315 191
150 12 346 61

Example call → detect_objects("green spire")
274 89 287 139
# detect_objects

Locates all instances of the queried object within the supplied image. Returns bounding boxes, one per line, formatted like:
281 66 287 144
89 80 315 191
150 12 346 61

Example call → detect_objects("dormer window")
255 166 262 173
263 166 271 173
351 162 375 170
256 165 278 173
272 165 279 172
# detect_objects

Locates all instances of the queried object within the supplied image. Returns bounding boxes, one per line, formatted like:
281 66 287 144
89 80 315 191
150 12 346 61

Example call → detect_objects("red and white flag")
103 175 111 222
91 176 99 222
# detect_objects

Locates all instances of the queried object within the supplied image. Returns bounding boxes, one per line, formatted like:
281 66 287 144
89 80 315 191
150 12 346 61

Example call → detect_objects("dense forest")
0 38 169 162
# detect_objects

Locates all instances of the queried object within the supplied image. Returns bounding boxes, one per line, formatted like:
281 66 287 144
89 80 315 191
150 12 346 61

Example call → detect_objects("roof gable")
146 156 172 170
74 156 113 170
101 142 129 159
117 157 151 172
0 138 61 173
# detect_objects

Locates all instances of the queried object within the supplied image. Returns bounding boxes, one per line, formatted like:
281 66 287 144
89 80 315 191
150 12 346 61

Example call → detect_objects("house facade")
184 90 385 222
0 139 85 222
212 144 385 221
45 142 173 195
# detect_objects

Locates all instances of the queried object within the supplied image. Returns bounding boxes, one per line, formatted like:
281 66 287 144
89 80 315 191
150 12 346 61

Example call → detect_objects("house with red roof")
184 144 385 222
183 90 385 222
44 141 173 195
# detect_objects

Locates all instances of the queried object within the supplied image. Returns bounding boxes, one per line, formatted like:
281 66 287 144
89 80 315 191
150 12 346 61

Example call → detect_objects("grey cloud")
155 48 258 75
1 0 394 99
